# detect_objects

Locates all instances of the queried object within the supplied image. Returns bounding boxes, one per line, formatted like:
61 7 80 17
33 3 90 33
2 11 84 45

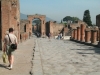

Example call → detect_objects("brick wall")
46 21 64 36
0 0 20 49
20 20 30 41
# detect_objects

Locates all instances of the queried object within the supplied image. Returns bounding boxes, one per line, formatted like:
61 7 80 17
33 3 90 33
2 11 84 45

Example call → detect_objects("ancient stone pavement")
0 36 100 75
32 37 100 75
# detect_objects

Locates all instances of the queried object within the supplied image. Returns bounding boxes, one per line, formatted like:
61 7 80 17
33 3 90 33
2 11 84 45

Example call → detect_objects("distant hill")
20 13 27 19
46 17 54 22
20 13 54 22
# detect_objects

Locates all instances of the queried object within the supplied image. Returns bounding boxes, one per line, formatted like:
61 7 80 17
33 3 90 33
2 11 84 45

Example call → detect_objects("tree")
83 10 92 26
71 17 80 23
63 16 72 22
63 16 80 23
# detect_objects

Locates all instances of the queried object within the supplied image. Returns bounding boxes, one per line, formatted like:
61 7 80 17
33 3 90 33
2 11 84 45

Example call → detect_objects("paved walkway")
0 37 34 75
33 37 100 75
0 36 100 75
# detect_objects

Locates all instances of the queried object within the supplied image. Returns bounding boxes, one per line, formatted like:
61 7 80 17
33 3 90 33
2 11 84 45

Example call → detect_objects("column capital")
91 30 97 32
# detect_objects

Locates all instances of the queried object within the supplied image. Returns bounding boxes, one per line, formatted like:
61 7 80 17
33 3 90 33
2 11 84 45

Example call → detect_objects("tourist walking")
60 33 62 39
48 33 51 41
57 33 61 40
3 28 17 70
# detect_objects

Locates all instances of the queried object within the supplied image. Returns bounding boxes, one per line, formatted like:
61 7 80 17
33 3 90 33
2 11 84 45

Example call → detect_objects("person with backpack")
3 28 17 70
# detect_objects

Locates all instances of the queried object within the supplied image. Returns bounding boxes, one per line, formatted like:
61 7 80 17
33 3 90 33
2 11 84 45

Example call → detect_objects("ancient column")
71 29 74 39
91 30 97 44
73 29 75 39
77 27 80 41
73 29 77 40
85 30 90 43
97 30 99 41
98 28 100 47
50 21 54 37
80 24 85 42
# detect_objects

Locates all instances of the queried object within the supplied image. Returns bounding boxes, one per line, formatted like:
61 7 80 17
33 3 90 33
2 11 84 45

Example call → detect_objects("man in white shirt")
3 28 17 70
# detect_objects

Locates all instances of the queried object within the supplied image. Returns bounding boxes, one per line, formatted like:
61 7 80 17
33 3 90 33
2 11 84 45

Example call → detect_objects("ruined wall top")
27 14 46 20
86 26 99 31
0 0 18 1
96 14 100 18
28 14 46 17
20 20 29 24
49 21 63 25
70 20 88 29
0 0 19 7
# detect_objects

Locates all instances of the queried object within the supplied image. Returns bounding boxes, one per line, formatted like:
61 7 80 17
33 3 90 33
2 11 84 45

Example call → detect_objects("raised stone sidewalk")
0 37 34 75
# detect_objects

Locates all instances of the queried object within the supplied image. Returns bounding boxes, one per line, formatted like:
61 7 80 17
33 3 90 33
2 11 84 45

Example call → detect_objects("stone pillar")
98 28 100 47
73 29 77 40
81 24 85 42
97 30 99 41
71 29 74 39
41 19 46 37
85 30 90 43
50 21 54 37
91 30 97 44
77 27 80 41
73 29 75 39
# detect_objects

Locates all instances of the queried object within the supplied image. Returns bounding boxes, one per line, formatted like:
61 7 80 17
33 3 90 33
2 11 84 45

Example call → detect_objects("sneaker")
8 65 10 67
9 67 12 70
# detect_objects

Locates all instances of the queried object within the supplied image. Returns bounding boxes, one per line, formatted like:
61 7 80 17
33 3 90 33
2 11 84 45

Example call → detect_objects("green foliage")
71 17 79 23
32 19 41 25
63 16 72 21
63 16 80 23
83 10 92 26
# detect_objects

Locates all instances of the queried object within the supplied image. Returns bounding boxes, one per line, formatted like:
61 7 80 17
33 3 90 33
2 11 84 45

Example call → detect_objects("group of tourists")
48 33 63 40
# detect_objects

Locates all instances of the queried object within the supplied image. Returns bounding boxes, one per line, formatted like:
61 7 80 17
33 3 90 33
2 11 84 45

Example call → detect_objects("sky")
20 0 100 24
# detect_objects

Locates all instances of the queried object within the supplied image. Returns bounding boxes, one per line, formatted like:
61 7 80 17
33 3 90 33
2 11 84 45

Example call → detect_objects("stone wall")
53 23 64 36
0 0 20 49
45 21 86 37
20 20 30 42
46 21 64 37
70 20 87 29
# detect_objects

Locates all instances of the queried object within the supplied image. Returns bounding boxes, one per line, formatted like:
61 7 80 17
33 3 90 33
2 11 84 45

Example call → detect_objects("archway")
27 14 46 37
32 18 41 33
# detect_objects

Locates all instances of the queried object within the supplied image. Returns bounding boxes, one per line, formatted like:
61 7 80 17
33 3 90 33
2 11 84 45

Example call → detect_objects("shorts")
6 45 15 55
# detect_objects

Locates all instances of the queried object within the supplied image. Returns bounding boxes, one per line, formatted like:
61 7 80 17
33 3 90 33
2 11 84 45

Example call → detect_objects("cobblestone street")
32 37 100 75
0 36 100 75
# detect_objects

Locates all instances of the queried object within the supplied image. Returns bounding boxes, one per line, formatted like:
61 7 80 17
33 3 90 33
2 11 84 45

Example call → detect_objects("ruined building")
96 14 100 27
46 21 64 37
